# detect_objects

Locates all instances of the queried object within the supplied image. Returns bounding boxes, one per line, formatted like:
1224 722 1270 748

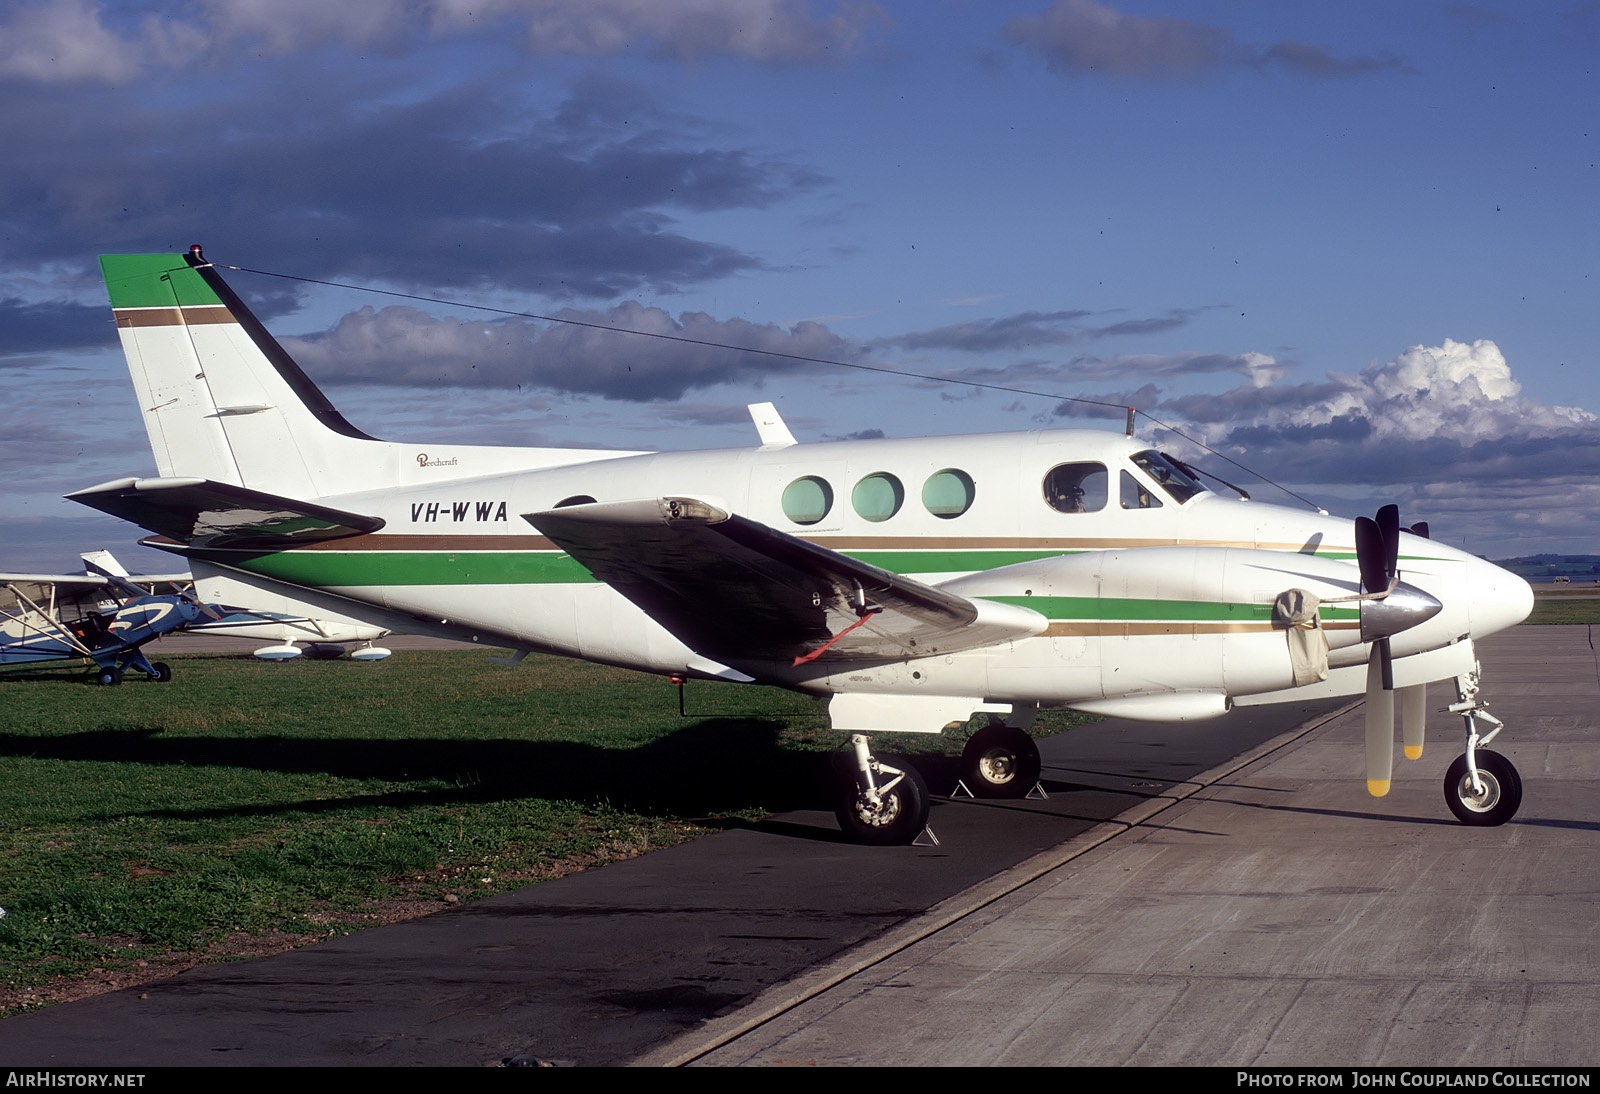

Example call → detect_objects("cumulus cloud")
1004 0 1410 80
283 301 858 400
1144 339 1600 493
0 0 883 85
1209 339 1589 443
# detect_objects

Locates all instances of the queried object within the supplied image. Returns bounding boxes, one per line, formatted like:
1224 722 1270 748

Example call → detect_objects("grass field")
1525 597 1600 624
0 647 1082 1014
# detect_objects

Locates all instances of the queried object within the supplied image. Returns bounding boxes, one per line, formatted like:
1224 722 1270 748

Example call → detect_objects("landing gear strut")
1443 668 1522 826
93 651 171 685
832 733 933 846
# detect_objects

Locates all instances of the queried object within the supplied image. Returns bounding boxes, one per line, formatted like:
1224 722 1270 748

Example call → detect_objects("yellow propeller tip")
1403 745 1423 760
1366 779 1391 797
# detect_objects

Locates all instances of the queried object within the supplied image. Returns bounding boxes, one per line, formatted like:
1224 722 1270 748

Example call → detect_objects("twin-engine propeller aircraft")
69 248 1534 842
2 550 210 685
80 550 393 661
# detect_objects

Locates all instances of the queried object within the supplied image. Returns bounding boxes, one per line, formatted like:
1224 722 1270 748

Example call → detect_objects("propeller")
1354 505 1438 796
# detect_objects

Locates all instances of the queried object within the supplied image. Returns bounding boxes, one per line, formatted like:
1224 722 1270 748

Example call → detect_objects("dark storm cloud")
284 301 859 400
0 299 114 357
888 306 1203 354
1049 382 1161 420
0 73 819 300
1005 0 1411 80
1164 379 1350 423
891 310 1091 353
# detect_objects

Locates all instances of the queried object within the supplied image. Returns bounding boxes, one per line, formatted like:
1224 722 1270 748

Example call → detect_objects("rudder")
100 248 391 498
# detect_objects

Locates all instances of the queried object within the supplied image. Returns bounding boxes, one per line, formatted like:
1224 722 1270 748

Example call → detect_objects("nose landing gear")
1443 668 1522 826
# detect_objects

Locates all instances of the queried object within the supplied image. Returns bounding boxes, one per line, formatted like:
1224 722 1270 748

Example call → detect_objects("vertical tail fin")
100 248 389 498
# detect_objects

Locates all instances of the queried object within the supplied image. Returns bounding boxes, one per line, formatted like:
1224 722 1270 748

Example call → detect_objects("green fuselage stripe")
231 550 597 586
987 595 1358 622
201 546 1362 623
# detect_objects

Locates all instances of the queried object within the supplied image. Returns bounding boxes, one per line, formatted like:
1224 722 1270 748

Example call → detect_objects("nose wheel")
1444 749 1521 826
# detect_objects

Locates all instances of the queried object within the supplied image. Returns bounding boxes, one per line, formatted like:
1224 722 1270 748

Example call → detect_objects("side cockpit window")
1129 450 1205 505
1044 463 1107 513
1120 470 1162 510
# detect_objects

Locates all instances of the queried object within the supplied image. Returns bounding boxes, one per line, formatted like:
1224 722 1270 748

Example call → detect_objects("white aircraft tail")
100 248 406 499
100 248 617 501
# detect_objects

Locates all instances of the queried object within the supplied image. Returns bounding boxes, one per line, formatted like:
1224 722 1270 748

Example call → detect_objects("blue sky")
2 0 1597 572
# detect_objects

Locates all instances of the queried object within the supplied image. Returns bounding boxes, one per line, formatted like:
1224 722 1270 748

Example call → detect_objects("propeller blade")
1378 635 1393 691
1400 684 1426 760
1365 646 1394 797
1406 521 1430 540
1376 504 1400 582
1355 515 1387 596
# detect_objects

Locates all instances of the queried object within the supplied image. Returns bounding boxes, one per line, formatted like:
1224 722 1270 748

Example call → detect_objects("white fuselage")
182 427 1531 731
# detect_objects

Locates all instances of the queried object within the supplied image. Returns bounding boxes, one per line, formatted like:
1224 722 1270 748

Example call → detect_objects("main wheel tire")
148 661 172 682
96 666 123 686
1444 749 1522 826
960 724 1042 799
833 759 931 845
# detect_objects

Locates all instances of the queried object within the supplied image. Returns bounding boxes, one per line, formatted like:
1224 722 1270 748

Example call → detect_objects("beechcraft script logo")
409 455 506 522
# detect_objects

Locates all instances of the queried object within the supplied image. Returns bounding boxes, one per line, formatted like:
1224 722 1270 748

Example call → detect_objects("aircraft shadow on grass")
0 718 972 831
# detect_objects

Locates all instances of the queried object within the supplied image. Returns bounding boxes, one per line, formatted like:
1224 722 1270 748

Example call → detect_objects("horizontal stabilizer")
66 476 384 549
526 497 1045 667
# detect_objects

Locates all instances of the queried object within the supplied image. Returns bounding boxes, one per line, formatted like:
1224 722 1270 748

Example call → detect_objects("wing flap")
66 477 384 549
526 497 1045 666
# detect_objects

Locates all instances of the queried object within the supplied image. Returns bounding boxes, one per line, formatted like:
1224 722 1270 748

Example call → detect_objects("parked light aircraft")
69 248 1534 841
80 550 393 661
2 552 209 685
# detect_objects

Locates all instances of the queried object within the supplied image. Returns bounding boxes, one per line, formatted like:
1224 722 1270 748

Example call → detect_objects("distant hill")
1491 554 1600 581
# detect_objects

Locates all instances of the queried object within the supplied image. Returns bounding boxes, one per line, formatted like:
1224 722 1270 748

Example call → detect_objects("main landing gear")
93 651 172 685
958 719 1042 799
830 720 1046 845
832 734 934 846
1443 669 1522 826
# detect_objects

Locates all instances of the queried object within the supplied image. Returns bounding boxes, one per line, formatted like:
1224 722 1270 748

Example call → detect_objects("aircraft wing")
526 497 1045 667
66 477 384 549
1 574 117 618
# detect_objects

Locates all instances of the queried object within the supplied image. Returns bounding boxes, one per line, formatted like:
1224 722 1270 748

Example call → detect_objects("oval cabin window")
782 476 834 525
852 472 905 523
922 469 975 519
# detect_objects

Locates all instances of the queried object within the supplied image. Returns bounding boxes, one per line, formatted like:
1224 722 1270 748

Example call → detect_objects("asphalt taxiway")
0 626 1593 1067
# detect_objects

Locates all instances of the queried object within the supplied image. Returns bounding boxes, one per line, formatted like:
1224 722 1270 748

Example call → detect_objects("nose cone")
1468 557 1534 638
1361 579 1443 642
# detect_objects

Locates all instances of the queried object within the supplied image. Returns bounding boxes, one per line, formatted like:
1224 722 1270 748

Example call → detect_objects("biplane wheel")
832 758 930 846
96 666 123 687
147 662 173 682
960 724 1042 799
1444 749 1522 827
